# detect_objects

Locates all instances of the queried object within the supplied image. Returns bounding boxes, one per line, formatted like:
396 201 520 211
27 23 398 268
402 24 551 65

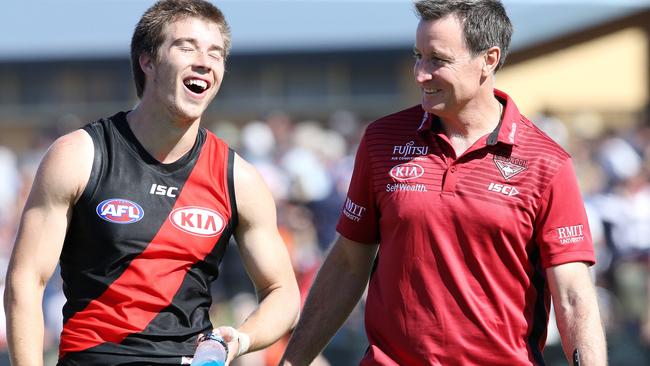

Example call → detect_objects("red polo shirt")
336 89 595 365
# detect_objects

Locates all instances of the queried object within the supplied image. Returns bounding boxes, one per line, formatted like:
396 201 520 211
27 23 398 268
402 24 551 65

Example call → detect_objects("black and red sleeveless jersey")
57 111 237 365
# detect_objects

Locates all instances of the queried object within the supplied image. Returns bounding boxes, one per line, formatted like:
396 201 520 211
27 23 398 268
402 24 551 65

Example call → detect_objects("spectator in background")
597 128 643 192
0 147 20 257
0 147 19 225
280 1 606 365
592 140 650 349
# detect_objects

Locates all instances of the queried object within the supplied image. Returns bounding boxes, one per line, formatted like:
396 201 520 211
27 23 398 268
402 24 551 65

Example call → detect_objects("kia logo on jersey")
169 206 225 237
96 198 144 224
389 163 424 181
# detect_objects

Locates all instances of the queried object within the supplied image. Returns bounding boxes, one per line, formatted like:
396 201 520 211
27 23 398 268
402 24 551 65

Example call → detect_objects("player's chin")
169 104 205 123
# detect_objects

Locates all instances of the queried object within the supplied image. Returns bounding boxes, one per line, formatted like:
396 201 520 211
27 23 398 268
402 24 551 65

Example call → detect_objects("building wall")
495 27 649 118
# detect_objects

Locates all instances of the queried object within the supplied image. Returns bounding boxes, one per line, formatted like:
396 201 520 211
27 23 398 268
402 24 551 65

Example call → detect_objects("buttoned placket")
423 130 499 196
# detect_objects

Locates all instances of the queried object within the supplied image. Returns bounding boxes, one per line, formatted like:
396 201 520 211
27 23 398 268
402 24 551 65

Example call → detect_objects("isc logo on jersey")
96 198 144 224
389 163 424 181
169 206 225 237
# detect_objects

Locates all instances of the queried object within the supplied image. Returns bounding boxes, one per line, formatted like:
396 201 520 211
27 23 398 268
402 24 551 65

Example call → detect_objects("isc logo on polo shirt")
487 182 519 197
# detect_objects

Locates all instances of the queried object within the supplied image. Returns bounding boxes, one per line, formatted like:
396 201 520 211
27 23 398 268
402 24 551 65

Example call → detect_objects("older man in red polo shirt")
280 0 607 365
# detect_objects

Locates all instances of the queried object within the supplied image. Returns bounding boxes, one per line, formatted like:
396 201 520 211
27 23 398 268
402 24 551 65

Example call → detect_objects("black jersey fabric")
56 112 237 365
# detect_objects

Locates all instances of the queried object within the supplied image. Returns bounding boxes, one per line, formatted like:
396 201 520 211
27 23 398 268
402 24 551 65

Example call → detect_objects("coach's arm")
280 234 378 366
4 130 93 366
548 262 607 366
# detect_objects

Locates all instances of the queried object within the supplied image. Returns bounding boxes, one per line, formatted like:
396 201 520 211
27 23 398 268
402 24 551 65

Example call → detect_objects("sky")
1 0 649 60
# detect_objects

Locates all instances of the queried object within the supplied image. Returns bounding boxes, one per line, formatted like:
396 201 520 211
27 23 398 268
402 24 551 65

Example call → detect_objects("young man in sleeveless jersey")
5 1 300 365
281 1 607 365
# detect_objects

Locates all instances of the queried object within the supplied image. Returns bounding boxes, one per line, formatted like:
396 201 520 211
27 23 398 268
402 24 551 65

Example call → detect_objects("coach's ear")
482 46 500 76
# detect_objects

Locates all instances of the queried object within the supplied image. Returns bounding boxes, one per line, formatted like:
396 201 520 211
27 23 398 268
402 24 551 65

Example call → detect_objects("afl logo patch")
96 198 144 224
169 206 225 237
389 163 424 181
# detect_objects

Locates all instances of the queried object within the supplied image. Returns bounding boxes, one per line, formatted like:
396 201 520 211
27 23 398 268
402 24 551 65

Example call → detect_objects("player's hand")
214 325 249 364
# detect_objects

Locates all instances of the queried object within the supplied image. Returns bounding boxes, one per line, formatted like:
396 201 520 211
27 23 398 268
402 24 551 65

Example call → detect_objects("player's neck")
126 104 201 164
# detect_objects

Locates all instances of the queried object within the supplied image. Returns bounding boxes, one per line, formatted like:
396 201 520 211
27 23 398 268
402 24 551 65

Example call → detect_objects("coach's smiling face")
413 15 490 118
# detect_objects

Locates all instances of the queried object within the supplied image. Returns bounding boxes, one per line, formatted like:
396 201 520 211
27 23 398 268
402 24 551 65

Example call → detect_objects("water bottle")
190 331 229 366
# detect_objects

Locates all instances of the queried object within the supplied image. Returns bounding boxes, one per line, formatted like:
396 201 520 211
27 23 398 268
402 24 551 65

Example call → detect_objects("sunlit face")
142 16 226 123
413 15 486 117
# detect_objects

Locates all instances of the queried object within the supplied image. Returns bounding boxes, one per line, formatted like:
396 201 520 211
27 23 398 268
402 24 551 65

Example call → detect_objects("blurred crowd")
0 106 648 365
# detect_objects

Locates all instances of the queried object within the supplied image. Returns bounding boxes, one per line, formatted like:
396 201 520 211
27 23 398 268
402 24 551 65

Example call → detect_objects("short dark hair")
130 0 231 98
414 0 512 71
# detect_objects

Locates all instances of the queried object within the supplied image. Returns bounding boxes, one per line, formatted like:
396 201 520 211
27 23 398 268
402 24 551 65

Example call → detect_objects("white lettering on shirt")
488 182 520 197
392 141 429 161
385 183 427 192
556 224 585 244
343 197 367 222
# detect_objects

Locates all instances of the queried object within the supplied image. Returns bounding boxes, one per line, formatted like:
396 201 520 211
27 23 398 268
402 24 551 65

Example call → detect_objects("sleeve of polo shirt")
535 158 596 269
336 132 380 244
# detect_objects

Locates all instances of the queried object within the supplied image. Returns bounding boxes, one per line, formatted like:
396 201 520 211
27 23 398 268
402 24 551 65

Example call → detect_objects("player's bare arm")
280 235 378 366
220 153 300 362
547 262 608 366
4 129 94 366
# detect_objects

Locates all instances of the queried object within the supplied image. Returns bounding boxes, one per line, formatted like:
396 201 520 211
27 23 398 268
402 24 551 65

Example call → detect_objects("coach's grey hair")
414 0 512 71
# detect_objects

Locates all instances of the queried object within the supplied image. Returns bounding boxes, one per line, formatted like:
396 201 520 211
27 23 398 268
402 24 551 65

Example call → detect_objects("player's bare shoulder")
36 128 95 204
233 153 270 199
232 153 276 224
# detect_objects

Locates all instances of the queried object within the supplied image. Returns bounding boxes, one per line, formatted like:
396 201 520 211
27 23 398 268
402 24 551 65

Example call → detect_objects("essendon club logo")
493 155 528 180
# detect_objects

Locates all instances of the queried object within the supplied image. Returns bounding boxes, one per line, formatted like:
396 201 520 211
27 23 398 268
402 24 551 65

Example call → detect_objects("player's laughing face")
413 15 485 117
142 16 225 123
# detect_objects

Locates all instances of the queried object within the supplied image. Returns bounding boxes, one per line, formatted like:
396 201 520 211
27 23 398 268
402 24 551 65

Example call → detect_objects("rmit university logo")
169 206 225 237
343 197 367 222
96 198 144 224
556 224 585 245
389 163 424 181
